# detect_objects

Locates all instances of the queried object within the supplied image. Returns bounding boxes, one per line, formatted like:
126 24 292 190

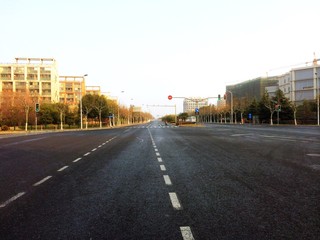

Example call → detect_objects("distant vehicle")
186 116 196 123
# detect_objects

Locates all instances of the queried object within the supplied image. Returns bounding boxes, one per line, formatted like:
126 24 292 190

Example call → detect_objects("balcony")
0 67 11 74
2 83 13 90
27 74 38 80
0 74 11 80
14 74 25 80
40 74 51 81
13 67 24 74
27 67 38 74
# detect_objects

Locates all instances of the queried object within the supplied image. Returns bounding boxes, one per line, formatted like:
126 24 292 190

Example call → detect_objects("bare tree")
261 91 276 125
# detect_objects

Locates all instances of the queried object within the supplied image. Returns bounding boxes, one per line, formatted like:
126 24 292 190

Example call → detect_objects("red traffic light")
168 95 173 100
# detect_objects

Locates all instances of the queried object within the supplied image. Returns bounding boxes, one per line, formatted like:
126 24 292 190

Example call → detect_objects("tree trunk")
270 111 274 125
60 112 63 130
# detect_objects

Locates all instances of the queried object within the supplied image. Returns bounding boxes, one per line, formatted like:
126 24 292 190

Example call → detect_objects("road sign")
168 95 173 100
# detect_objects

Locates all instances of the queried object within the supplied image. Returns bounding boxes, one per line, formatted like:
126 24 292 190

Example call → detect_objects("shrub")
1 125 10 131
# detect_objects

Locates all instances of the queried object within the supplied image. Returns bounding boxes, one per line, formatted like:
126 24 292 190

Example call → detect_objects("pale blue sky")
1 0 320 116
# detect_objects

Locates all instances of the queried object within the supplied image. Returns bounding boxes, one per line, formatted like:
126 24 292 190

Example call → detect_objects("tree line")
162 90 319 125
0 92 153 130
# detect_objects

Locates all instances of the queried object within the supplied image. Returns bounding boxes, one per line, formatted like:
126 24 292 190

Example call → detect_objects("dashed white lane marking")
163 175 172 185
157 157 163 162
33 176 52 187
156 152 160 156
73 157 82 162
155 148 158 152
169 192 182 210
0 192 26 208
180 226 195 240
57 166 69 172
160 165 166 171
0 137 118 209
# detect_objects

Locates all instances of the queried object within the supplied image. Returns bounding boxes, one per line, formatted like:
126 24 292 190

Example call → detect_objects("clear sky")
1 0 320 117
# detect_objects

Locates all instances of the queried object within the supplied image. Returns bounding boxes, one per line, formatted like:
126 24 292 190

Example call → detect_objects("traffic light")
275 105 281 112
35 103 40 112
218 94 221 100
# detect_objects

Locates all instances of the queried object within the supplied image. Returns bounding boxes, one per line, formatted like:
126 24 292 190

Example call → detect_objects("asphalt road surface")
0 122 319 239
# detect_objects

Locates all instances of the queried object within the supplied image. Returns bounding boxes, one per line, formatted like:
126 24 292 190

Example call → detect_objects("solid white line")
160 165 166 171
169 192 182 210
157 157 163 162
0 192 26 208
92 148 97 152
231 133 252 137
73 157 82 162
156 152 160 156
57 166 69 172
163 175 172 185
180 226 195 240
84 152 91 156
307 153 320 157
33 176 52 186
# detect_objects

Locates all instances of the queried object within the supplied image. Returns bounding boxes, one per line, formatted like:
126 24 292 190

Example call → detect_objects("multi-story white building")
183 97 208 113
59 76 86 105
277 62 320 104
0 58 59 103
290 65 320 104
278 72 291 100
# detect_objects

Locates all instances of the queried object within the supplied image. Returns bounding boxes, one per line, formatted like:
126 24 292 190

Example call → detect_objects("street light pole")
117 91 124 126
226 91 233 124
80 74 88 129
315 72 319 126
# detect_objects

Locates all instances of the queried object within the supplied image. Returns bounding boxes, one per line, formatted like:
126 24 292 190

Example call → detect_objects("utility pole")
226 91 233 124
